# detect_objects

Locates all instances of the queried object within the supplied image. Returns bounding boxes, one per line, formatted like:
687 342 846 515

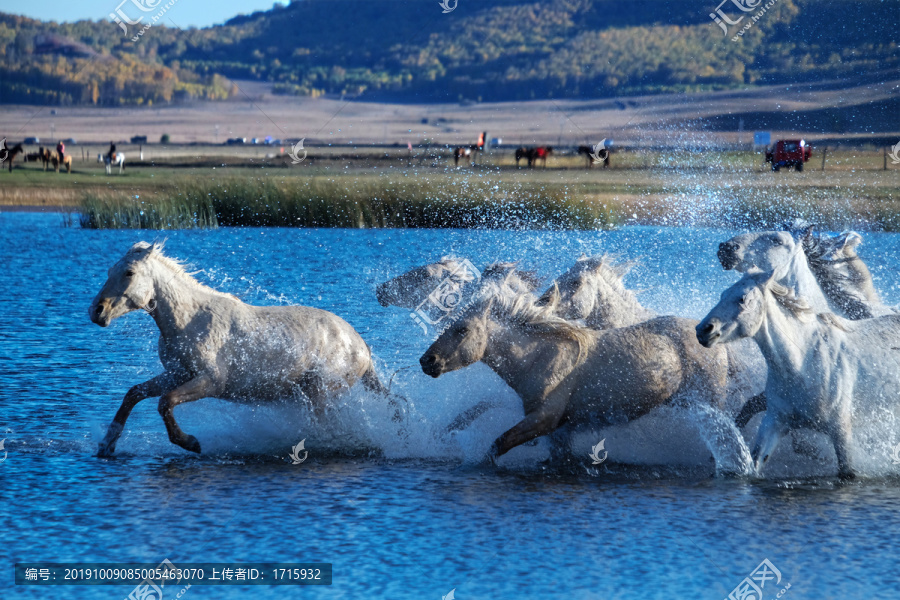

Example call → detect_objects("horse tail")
361 362 411 431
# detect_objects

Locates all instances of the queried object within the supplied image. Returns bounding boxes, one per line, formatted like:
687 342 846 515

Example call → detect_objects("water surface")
2 213 900 598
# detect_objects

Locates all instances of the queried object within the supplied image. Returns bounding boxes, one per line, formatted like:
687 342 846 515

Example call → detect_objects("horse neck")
779 247 830 312
146 261 217 337
844 256 880 302
587 273 653 328
753 293 818 384
480 317 579 396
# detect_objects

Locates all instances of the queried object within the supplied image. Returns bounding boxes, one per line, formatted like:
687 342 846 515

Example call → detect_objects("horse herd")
90 226 900 479
0 140 124 174
1 141 72 173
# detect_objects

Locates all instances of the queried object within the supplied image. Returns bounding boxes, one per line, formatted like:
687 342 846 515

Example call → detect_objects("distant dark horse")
515 146 553 168
577 145 610 168
2 141 24 173
532 146 552 168
515 147 530 168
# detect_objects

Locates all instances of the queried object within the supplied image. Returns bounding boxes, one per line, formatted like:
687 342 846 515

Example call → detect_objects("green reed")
79 176 620 230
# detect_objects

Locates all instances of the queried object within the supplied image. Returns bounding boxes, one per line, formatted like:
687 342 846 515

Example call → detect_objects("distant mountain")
0 0 896 106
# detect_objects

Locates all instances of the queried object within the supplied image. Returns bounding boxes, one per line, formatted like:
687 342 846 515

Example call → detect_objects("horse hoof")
97 444 115 458
183 436 202 454
838 469 856 482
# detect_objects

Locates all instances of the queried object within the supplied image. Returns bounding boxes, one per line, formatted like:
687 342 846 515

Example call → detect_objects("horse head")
541 255 618 322
419 287 495 378
698 270 816 349
418 266 524 377
376 257 478 308
717 230 801 277
90 241 164 327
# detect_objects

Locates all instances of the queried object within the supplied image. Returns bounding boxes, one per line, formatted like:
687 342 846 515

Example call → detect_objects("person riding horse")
56 140 65 162
108 141 117 163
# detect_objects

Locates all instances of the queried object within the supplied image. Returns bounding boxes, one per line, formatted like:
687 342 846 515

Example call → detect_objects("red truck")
765 139 812 171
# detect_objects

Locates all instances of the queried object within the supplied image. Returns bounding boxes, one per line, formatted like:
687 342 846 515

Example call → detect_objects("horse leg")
157 374 217 453
828 411 856 480
735 392 767 429
98 373 178 457
750 411 788 476
487 391 568 462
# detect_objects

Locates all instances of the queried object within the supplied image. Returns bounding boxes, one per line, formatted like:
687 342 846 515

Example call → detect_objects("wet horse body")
91 241 385 456
697 272 900 479
419 271 750 473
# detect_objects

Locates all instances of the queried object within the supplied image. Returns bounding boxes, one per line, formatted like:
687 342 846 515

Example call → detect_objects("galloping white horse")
98 152 125 174
717 229 894 319
697 271 900 479
90 241 388 456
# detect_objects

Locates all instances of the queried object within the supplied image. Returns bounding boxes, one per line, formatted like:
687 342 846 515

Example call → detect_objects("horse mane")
477 272 591 365
130 241 237 299
562 254 653 322
768 280 816 323
801 231 875 319
482 261 542 292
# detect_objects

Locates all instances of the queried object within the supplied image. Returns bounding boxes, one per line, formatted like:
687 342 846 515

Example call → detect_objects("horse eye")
125 270 134 277
771 237 783 245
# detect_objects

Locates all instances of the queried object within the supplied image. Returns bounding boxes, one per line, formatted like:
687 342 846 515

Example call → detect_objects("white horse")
98 152 125 174
537 254 655 329
90 241 389 456
697 271 900 479
717 229 894 319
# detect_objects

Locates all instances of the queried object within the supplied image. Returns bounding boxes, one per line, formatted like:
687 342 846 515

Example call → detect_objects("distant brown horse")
515 146 553 168
453 146 476 167
531 146 552 168
50 150 72 173
2 141 24 172
39 147 52 171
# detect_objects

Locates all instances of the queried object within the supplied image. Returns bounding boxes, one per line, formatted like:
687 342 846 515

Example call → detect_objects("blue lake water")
2 212 900 599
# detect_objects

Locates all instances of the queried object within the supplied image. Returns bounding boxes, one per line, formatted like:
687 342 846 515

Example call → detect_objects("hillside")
0 0 897 106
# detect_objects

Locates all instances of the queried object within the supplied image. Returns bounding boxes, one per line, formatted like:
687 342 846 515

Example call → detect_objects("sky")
5 0 290 29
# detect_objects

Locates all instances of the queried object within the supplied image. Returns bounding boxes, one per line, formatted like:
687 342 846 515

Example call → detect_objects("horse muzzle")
90 300 112 327
419 353 445 378
717 241 741 271
695 319 721 348
375 282 395 307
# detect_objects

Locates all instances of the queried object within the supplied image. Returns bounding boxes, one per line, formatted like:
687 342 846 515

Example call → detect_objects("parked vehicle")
24 137 40 145
130 135 148 144
226 137 246 145
765 139 811 171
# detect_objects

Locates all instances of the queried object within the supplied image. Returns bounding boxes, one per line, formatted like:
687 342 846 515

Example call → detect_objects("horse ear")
802 224 815 241
543 282 561 311
838 231 862 252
